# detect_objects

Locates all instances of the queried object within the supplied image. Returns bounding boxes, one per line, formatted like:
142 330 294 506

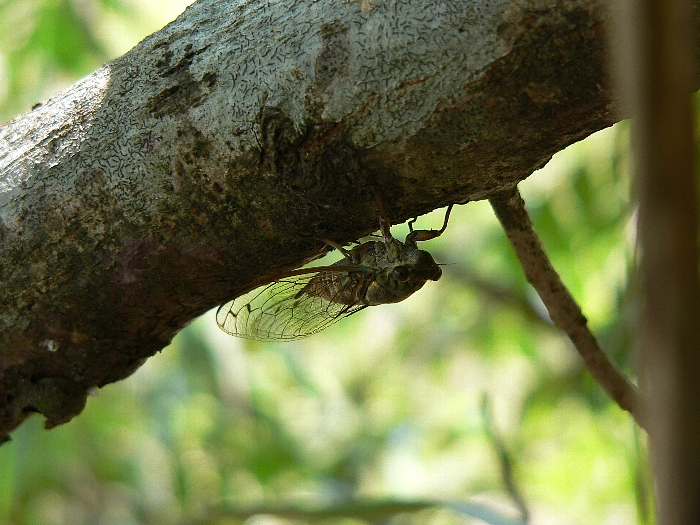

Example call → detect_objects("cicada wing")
216 270 368 341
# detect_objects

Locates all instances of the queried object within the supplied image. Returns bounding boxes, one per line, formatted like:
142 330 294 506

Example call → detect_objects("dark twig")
481 394 530 524
489 187 645 428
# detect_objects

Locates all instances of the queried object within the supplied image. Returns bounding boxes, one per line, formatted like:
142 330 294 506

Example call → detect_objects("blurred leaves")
0 0 108 122
0 0 193 123
188 500 527 525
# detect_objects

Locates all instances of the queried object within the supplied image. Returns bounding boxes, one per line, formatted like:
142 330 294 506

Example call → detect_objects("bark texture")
0 0 693 439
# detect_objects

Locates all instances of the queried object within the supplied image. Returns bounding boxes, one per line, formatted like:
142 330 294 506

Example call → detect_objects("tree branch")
489 187 644 427
1 0 694 438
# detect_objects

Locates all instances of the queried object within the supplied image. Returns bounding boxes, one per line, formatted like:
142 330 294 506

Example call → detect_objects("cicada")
216 194 453 341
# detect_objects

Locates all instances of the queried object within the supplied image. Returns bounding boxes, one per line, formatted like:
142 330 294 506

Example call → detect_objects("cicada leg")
372 187 409 262
323 238 355 260
336 275 372 313
359 275 374 300
329 272 374 313
372 187 393 239
322 238 377 266
406 204 454 245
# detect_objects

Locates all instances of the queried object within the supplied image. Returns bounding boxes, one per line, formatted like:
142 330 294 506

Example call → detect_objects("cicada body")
216 195 453 341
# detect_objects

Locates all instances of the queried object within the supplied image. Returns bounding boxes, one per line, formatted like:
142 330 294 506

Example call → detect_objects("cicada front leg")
405 204 454 245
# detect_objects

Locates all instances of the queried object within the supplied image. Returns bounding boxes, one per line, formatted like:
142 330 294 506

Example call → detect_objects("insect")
216 193 453 341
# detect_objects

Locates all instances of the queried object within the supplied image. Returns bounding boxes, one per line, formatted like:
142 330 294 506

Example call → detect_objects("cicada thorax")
299 237 444 308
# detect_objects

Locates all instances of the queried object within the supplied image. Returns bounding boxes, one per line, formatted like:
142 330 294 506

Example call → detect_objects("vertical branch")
617 0 700 521
489 188 644 427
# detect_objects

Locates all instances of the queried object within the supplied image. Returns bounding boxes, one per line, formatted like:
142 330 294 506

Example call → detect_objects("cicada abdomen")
296 267 370 306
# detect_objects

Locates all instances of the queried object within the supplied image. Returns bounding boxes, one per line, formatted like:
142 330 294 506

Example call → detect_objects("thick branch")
1 0 695 438
489 187 644 427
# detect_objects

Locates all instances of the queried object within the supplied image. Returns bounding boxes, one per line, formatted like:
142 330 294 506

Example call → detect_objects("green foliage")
0 0 192 123
1 0 101 122
0 2 648 524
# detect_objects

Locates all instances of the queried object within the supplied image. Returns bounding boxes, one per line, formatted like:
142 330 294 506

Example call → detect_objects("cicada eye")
392 265 411 282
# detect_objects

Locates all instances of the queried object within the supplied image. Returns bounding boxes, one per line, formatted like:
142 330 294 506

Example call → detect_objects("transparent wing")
216 270 369 341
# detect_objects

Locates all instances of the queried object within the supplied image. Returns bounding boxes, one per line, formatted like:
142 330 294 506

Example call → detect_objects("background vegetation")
0 1 646 524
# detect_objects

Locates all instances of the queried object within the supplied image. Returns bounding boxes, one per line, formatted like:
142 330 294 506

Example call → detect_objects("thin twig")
481 394 530 524
489 187 645 428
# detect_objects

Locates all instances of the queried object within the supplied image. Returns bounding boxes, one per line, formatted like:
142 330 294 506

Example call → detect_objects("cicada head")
404 249 442 282
366 248 442 305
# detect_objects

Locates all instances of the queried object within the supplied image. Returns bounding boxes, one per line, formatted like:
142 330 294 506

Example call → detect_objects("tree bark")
0 0 694 440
